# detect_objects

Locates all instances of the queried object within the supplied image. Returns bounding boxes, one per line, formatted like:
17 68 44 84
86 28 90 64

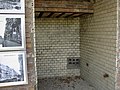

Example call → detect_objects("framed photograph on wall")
0 0 25 13
0 14 26 51
0 51 28 87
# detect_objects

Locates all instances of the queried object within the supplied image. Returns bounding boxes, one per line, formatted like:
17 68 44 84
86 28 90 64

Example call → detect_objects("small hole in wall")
76 59 79 61
32 3 33 6
73 59 75 61
103 73 109 78
69 62 72 64
86 63 89 67
69 59 72 61
76 62 79 64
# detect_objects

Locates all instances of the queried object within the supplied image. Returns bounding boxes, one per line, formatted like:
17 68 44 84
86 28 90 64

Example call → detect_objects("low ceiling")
35 0 94 18
36 12 85 18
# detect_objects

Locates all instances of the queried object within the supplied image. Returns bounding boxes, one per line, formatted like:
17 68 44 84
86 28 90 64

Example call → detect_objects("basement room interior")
35 0 117 90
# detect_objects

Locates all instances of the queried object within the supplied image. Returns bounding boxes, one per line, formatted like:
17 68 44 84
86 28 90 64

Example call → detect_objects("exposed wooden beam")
42 12 51 18
72 13 84 17
59 13 73 18
56 13 65 18
35 8 93 13
47 12 54 18
35 1 94 13
38 12 44 18
35 1 93 9
51 13 62 18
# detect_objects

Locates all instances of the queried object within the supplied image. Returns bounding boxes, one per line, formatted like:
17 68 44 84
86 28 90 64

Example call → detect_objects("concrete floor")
37 76 95 90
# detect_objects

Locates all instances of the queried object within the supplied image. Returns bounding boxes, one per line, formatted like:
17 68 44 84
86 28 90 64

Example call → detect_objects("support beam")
42 12 51 18
35 8 93 13
63 13 74 18
38 12 44 18
72 13 84 17
51 13 63 18
56 13 65 18
47 12 54 18
35 1 94 13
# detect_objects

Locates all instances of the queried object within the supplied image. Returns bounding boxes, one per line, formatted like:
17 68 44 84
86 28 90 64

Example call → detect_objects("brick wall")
35 18 80 78
80 0 117 90
0 0 36 90
116 0 120 90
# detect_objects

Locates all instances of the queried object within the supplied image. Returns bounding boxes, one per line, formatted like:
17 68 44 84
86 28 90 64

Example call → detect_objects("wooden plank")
35 8 94 13
56 13 65 18
35 1 93 9
51 13 63 18
47 12 54 18
42 12 51 18
35 1 94 13
71 13 84 17
60 13 73 18
36 12 85 18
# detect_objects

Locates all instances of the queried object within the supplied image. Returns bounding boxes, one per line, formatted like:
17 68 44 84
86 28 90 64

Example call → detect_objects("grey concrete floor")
37 76 95 90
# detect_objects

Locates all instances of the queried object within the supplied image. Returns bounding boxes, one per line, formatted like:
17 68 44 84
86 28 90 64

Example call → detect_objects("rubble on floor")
37 76 95 90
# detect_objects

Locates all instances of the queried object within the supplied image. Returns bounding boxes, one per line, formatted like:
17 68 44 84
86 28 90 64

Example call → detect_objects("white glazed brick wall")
116 0 120 90
80 0 117 90
35 18 80 78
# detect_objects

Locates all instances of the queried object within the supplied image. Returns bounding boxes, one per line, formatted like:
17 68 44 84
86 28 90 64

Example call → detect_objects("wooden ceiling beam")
51 13 63 18
60 13 73 18
35 8 93 13
35 1 94 13
38 12 44 18
35 1 93 9
42 12 51 18
72 13 84 17
47 12 54 18
56 13 65 18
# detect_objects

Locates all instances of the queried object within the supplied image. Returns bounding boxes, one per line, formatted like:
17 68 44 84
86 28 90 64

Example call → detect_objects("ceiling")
35 0 94 18
35 12 85 18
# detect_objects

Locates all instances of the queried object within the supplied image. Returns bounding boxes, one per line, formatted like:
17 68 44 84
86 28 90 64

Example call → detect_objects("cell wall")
80 0 117 90
35 18 80 78
116 0 120 90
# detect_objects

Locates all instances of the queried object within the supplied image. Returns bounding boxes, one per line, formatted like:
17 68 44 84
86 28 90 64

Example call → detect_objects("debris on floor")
37 76 95 90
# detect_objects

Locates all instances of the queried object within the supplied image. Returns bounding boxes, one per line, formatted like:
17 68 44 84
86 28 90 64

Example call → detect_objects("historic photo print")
0 15 25 51
0 51 27 87
0 0 25 13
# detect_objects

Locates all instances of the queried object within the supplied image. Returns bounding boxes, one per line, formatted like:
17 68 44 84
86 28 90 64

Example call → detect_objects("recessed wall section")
35 18 80 78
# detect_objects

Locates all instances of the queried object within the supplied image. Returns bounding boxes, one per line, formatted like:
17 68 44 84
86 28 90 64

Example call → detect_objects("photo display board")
0 0 27 87
0 14 25 51
0 0 25 13
0 51 28 87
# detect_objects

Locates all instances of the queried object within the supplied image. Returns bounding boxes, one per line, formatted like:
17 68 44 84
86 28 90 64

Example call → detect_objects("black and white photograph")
0 15 25 51
0 0 25 13
0 51 28 87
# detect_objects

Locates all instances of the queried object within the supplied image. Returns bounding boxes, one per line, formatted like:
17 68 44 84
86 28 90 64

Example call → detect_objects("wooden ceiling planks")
35 0 94 18
36 12 87 18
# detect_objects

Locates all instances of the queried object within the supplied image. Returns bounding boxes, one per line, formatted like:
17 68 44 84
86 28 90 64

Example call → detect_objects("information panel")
0 14 25 51
0 0 25 13
0 51 28 87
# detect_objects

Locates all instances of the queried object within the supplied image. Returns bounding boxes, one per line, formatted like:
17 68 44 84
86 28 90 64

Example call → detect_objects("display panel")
0 14 25 51
0 0 25 13
0 51 28 87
